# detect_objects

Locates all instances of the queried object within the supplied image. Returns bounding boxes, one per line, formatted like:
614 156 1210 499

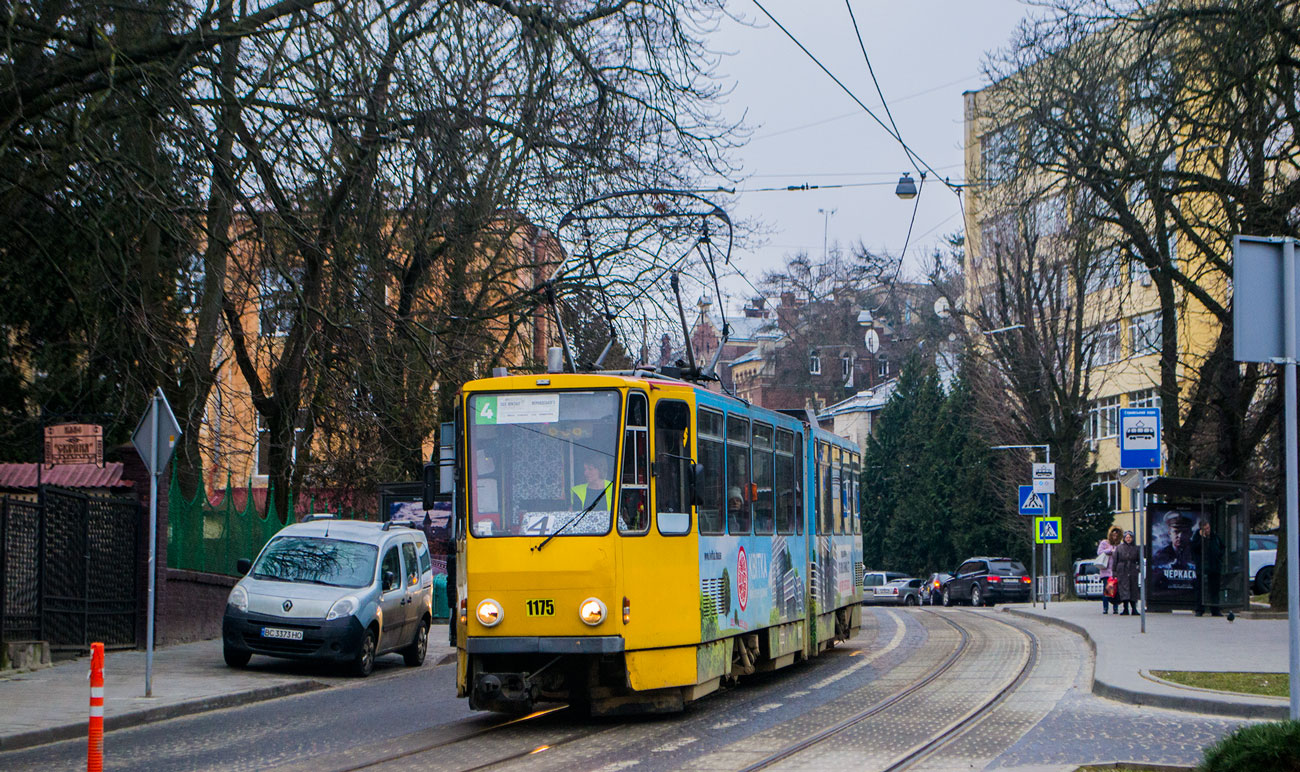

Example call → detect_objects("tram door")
619 391 695 649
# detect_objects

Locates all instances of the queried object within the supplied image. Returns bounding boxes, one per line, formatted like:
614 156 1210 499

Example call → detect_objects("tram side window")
847 449 857 535
794 433 804 535
726 415 752 535
620 392 650 534
655 400 692 536
698 409 725 535
831 446 843 535
753 423 774 535
774 429 795 535
818 442 833 535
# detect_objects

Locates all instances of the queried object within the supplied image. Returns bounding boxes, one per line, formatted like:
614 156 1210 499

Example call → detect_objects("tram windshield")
467 390 621 538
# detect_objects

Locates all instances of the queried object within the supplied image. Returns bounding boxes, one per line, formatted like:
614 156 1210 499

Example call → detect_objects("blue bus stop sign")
1119 407 1161 469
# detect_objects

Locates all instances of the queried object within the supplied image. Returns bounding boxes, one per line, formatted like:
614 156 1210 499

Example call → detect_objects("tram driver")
571 454 614 511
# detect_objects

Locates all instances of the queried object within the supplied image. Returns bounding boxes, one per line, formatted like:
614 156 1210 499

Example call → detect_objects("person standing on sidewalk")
1097 526 1122 614
1113 530 1141 615
1191 518 1225 617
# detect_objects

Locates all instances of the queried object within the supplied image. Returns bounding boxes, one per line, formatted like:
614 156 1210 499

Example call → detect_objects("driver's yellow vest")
571 480 613 509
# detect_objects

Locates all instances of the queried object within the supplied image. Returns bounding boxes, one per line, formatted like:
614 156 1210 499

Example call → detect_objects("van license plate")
525 599 554 616
262 627 304 640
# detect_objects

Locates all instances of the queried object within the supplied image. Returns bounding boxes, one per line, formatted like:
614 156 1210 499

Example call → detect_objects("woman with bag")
1096 526 1122 614
1113 530 1141 615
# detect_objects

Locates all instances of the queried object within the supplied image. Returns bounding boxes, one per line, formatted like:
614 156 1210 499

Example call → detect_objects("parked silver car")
866 577 923 606
222 518 435 676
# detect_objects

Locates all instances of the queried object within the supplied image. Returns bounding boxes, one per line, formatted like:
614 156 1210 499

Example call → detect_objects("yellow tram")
436 370 864 715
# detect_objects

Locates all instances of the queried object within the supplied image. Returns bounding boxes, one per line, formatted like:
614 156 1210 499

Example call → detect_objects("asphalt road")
0 609 1249 772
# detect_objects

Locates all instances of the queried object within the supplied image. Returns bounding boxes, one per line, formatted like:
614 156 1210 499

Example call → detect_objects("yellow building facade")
962 69 1229 530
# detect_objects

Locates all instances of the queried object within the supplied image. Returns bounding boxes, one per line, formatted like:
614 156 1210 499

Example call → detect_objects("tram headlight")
579 597 607 626
476 599 503 627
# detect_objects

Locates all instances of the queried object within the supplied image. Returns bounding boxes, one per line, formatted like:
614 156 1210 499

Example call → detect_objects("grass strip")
1151 670 1289 698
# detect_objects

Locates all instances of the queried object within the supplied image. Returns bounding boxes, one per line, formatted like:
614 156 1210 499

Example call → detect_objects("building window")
981 124 1019 183
1034 194 1067 236
259 266 299 336
1129 311 1161 357
1128 388 1162 410
1088 396 1120 443
1094 472 1120 513
1084 247 1125 295
1131 473 1161 513
1088 322 1122 366
809 350 821 375
255 415 303 476
841 353 852 378
877 358 888 378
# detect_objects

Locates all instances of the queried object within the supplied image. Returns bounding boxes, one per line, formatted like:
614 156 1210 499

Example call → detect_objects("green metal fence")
166 467 292 576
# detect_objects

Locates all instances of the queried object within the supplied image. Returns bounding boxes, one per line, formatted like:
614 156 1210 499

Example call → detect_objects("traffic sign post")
1035 517 1063 544
1233 235 1300 719
1119 408 1161 470
132 388 181 699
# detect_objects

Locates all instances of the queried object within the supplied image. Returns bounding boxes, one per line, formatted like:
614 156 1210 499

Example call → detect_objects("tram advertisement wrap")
1145 503 1204 607
700 536 805 639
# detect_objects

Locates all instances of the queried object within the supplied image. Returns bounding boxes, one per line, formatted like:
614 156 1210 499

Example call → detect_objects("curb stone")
1002 608 1288 720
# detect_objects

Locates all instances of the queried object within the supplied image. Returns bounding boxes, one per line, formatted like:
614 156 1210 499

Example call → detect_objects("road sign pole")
146 393 158 699
1030 519 1036 609
1284 238 1299 720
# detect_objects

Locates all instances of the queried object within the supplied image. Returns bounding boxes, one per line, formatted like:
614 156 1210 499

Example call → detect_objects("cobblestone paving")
985 630 1248 772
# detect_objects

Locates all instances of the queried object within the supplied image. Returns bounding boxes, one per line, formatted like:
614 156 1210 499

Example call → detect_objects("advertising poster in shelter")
379 484 452 578
1146 503 1204 607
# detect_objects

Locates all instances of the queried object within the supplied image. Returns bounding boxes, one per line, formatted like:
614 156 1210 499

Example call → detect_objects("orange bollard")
88 642 104 772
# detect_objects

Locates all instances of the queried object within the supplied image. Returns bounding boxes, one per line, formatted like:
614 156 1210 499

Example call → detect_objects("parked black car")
920 572 952 606
942 557 1031 607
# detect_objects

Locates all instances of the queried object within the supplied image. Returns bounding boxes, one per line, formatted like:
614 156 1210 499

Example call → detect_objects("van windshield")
251 537 378 588
467 390 621 538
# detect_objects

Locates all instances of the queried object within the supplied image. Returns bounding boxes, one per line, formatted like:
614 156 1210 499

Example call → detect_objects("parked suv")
222 518 434 676
942 557 1031 607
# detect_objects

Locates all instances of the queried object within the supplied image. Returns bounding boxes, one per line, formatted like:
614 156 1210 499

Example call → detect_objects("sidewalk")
0 625 456 753
1003 600 1292 719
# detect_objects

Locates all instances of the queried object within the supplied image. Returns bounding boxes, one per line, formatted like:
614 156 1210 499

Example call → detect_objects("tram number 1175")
525 599 555 616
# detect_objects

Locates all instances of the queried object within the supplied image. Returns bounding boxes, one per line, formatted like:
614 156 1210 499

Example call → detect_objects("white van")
221 518 434 676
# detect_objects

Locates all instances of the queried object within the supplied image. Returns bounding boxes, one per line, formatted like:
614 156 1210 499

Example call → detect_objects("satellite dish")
864 328 881 354
933 297 951 318
1118 468 1145 490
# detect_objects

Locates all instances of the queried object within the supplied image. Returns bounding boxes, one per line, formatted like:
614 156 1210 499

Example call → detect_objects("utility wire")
844 0 921 178
893 172 925 286
749 0 959 194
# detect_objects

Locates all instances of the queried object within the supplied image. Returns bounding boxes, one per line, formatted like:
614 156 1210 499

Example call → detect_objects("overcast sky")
701 1 1031 309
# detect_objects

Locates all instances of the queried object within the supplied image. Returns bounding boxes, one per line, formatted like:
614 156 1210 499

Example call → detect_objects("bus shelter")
1142 477 1250 613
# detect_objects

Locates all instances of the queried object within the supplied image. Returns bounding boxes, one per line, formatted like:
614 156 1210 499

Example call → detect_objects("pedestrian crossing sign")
1035 517 1063 544
1018 485 1046 516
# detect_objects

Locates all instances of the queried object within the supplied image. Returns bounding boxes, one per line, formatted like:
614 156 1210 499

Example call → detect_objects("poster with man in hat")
1147 505 1202 606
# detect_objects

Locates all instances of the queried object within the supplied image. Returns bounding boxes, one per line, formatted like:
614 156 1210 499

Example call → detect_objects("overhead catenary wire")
844 0 921 179
748 0 960 195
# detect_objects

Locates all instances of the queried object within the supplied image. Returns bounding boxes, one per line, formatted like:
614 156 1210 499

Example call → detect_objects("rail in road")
738 608 1040 772
315 608 1042 772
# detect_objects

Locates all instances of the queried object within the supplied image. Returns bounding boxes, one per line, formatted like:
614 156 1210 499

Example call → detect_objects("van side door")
378 544 405 652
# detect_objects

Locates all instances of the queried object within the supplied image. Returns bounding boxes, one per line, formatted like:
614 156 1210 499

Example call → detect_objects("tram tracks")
739 608 1041 772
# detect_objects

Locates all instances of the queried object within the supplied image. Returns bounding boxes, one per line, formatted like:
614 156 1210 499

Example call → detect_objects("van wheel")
224 645 251 668
403 620 429 667
352 629 377 677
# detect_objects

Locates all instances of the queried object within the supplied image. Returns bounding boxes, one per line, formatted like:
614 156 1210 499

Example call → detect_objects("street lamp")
895 173 918 200
818 207 837 261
